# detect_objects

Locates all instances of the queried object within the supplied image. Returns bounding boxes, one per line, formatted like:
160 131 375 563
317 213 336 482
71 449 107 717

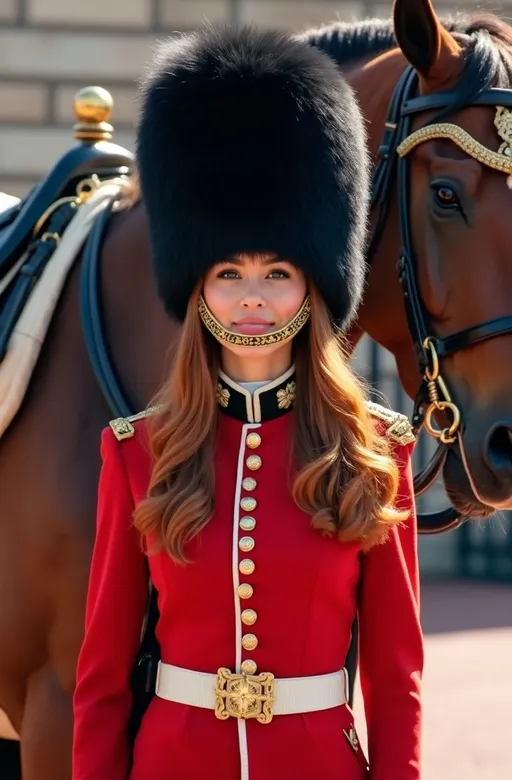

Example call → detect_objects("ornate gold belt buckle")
214 667 275 724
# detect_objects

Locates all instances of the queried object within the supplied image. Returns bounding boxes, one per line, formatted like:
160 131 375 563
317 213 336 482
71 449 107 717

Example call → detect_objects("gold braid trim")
365 400 416 446
198 295 311 348
109 405 161 441
397 121 512 174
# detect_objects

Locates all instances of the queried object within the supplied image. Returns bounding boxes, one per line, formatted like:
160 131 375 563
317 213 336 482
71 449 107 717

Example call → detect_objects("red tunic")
72 370 423 780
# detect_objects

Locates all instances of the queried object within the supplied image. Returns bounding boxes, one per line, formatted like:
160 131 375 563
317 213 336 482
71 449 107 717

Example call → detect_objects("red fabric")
72 412 422 780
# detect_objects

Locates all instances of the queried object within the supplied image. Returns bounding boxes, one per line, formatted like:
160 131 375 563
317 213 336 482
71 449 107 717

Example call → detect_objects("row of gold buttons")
237 431 262 675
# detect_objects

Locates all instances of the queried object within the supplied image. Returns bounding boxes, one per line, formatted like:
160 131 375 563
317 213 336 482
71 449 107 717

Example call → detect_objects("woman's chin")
222 342 290 361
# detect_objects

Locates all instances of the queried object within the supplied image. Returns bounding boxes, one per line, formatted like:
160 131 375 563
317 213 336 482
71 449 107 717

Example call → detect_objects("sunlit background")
0 2 510 778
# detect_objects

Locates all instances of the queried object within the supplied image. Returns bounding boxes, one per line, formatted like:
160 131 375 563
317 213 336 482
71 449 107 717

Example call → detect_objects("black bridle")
371 65 512 532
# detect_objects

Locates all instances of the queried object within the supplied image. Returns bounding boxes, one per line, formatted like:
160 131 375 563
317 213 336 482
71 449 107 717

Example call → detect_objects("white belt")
155 662 348 722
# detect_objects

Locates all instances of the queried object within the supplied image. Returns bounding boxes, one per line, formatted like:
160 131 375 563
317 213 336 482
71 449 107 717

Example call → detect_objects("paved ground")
353 580 512 779
1 580 510 778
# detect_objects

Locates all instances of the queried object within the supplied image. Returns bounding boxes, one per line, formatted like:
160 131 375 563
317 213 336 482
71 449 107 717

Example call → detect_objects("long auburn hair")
133 284 409 562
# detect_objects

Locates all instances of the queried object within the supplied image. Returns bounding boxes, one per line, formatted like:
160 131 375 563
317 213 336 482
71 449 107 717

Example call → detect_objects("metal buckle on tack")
214 667 275 724
422 337 461 445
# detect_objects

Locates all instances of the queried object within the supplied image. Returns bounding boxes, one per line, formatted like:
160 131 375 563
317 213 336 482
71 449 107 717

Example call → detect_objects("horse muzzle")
450 411 512 511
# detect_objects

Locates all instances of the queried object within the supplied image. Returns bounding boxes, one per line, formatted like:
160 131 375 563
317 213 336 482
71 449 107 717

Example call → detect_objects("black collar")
216 367 296 423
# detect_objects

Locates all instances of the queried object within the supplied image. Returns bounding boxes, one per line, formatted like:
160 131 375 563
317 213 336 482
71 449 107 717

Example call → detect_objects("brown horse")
2 1 512 777
304 2 512 521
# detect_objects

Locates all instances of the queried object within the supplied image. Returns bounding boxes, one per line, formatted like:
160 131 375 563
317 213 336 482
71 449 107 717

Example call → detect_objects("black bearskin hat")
136 24 370 326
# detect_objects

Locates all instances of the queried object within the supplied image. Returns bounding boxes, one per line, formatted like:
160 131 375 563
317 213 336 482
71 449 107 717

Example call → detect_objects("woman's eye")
216 268 291 279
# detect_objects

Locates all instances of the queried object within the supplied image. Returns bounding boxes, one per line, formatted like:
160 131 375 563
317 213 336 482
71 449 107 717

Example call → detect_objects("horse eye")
433 183 460 210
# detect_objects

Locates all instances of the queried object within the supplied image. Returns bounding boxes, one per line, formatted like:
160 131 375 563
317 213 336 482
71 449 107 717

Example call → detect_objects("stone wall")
0 0 353 196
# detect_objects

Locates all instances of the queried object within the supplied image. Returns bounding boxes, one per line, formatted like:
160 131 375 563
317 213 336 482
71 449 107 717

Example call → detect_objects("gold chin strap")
397 105 512 187
198 295 311 347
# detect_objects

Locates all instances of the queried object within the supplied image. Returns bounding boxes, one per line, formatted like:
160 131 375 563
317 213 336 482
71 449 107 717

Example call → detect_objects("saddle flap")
0 140 133 282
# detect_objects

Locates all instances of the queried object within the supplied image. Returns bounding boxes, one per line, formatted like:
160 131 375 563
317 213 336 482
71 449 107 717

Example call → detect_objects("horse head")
347 0 512 521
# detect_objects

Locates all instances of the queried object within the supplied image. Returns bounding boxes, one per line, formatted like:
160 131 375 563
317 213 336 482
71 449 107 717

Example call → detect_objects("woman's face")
202 252 307 378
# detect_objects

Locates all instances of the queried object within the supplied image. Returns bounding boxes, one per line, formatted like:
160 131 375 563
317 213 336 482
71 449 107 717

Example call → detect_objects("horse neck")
345 50 421 394
344 49 407 342
100 200 180 412
347 49 407 158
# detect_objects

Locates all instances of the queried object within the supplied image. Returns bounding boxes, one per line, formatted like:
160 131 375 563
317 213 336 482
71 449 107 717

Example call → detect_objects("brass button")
242 477 257 492
241 608 258 625
246 433 261 449
237 583 253 599
241 659 258 674
240 516 256 532
240 496 257 512
246 455 262 471
242 633 258 651
239 537 255 553
239 558 255 576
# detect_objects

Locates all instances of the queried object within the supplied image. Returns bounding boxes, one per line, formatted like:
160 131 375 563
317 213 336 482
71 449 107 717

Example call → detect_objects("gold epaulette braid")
109 405 161 441
365 401 416 446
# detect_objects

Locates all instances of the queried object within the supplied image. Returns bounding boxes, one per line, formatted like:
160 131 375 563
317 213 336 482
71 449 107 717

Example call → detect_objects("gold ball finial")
73 86 114 142
74 86 113 124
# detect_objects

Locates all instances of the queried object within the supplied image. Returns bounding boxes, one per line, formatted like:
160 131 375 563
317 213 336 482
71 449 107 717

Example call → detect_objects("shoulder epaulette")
365 400 416 446
109 405 161 441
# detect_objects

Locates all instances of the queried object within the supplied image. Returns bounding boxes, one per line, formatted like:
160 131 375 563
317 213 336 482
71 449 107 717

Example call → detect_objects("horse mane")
303 13 512 117
298 17 396 63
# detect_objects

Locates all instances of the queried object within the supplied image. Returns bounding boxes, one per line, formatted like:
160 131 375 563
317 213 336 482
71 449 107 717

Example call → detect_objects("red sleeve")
72 428 149 780
358 441 423 780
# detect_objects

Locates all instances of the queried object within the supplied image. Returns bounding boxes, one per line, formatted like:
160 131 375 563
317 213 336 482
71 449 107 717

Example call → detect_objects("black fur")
136 24 370 325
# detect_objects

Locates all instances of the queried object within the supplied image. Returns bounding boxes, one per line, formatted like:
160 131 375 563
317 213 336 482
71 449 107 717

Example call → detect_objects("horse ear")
393 0 461 88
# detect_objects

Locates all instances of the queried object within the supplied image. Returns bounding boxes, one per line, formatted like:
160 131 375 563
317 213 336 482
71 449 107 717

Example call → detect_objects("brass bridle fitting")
422 337 461 445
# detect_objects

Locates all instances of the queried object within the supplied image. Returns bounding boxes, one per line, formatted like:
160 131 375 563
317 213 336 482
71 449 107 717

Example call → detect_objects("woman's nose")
240 283 266 308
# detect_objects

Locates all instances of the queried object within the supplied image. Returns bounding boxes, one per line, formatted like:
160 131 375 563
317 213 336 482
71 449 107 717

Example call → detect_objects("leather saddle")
0 133 134 363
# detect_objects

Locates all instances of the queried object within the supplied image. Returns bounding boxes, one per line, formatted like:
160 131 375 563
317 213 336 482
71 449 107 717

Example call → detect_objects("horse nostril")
484 424 512 473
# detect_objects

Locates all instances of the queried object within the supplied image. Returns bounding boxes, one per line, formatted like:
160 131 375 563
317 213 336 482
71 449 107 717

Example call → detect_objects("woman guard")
72 23 423 780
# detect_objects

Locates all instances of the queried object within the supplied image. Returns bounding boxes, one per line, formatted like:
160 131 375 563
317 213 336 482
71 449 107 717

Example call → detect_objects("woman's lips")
233 318 275 335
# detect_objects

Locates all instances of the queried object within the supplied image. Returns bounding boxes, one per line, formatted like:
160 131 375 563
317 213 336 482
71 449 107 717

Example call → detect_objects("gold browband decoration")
495 105 512 156
396 105 512 186
198 295 311 347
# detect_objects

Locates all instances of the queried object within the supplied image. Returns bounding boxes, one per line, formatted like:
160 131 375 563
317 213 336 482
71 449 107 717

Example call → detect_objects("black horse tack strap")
371 64 512 531
79 196 134 419
427 316 512 358
0 201 78 362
